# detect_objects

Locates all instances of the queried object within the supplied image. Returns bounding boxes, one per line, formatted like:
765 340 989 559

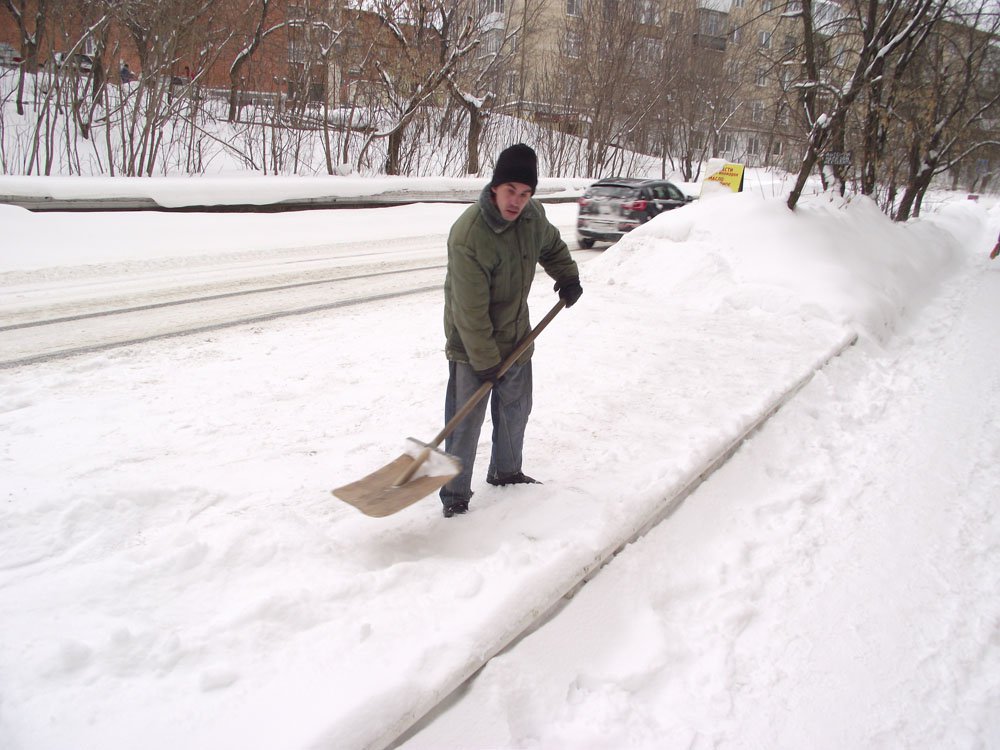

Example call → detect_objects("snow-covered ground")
1 178 998 749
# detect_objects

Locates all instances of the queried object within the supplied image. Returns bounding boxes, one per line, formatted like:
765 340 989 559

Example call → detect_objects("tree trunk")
894 132 927 221
466 108 482 175
450 89 488 176
15 62 28 116
895 168 932 221
860 78 883 196
228 0 270 123
386 128 403 175
787 128 823 210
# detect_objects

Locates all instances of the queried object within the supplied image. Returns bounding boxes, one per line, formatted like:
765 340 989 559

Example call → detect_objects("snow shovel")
332 299 567 517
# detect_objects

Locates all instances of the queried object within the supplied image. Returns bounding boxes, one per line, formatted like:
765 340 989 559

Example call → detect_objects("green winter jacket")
443 185 579 371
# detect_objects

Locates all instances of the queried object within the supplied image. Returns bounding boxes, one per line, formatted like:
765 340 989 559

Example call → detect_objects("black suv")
576 178 693 248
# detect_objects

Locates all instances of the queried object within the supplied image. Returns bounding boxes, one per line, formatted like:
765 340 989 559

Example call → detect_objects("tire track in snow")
0 281 443 369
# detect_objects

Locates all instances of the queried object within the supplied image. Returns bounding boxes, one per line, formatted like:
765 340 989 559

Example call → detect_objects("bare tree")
892 1 1000 220
227 0 281 123
112 0 232 175
786 0 946 211
46 4 115 140
442 0 527 175
855 13 930 198
662 5 745 180
3 0 49 115
359 0 479 175
537 0 659 177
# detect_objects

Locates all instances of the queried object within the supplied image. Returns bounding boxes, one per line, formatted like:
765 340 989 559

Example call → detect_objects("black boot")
441 490 472 518
486 471 541 487
442 500 469 518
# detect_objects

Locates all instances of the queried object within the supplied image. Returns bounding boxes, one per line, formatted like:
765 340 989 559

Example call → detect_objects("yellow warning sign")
701 159 745 197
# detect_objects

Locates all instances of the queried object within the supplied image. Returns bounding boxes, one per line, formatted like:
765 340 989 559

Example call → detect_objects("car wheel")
579 237 595 249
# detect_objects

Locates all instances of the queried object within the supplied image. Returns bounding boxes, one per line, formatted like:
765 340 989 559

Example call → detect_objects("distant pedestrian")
120 62 132 84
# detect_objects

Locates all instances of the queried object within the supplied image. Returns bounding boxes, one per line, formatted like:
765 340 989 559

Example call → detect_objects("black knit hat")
490 143 538 192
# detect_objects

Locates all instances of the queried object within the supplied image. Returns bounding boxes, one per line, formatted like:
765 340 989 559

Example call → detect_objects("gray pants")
440 360 533 506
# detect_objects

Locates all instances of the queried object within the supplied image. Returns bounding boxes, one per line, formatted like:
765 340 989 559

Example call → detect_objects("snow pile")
587 192 973 341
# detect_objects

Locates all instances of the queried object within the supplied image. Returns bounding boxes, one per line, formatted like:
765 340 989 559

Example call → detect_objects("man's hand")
554 278 583 307
474 364 504 385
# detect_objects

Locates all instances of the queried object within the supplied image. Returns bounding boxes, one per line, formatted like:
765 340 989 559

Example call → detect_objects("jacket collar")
479 184 538 234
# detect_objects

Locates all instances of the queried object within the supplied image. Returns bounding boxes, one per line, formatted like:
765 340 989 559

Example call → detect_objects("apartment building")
488 0 995 187
482 0 828 170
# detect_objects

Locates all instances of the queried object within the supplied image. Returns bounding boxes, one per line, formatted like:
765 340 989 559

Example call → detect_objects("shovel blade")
332 449 461 518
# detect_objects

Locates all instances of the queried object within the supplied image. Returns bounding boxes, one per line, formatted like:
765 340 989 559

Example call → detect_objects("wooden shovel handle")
393 299 566 487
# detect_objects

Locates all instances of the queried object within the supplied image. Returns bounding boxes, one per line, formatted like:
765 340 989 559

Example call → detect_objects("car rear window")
587 185 637 199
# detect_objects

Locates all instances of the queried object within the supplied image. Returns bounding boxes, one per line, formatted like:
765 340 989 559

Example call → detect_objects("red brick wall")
0 0 304 93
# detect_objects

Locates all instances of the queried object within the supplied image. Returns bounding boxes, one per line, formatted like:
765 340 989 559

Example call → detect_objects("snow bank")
585 192 974 342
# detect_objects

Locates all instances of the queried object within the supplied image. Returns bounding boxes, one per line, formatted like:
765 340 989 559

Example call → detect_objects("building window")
634 36 663 63
566 0 582 17
598 37 613 61
755 68 767 86
731 26 741 44
702 10 724 37
480 29 502 57
771 140 784 156
751 100 764 122
506 72 518 96
761 0 773 11
481 0 503 13
287 5 306 63
759 31 771 48
564 29 582 58
639 0 661 25
748 136 761 155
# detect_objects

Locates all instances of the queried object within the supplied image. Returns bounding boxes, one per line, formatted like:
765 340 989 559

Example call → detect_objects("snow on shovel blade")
331 438 461 518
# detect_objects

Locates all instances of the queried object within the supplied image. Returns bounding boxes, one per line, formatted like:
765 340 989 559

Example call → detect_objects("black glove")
554 278 583 308
474 363 504 385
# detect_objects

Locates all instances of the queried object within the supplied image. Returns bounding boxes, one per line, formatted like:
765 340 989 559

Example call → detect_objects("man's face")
491 182 533 221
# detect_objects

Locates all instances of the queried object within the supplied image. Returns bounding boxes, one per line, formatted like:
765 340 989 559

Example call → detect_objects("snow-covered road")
0 260 448 367
0 213 594 367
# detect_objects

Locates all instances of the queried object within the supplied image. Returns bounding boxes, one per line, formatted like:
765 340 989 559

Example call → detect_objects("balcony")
693 33 727 51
